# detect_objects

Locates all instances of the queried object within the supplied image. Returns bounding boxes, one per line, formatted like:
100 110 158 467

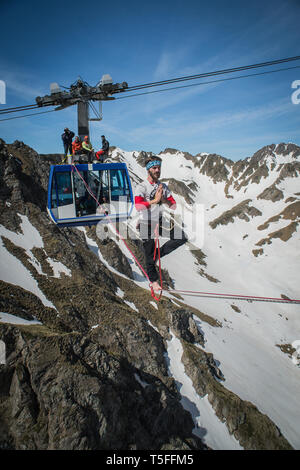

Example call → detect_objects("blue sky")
0 0 300 161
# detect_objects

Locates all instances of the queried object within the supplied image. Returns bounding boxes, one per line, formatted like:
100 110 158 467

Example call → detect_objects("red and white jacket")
135 179 176 222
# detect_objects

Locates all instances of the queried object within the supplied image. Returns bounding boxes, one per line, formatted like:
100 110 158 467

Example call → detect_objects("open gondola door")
47 162 134 227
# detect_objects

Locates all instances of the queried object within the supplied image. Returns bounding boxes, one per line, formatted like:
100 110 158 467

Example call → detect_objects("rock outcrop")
209 200 262 229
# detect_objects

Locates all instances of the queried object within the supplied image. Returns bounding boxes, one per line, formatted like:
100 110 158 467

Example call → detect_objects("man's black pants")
63 142 72 156
141 224 188 283
82 149 94 163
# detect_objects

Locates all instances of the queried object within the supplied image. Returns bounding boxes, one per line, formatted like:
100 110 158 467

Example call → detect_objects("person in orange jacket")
72 136 82 156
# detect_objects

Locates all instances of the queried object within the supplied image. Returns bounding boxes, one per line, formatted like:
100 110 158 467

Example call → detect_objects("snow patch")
165 332 243 450
116 287 125 298
47 258 71 278
134 373 149 388
147 320 159 333
149 301 158 310
124 300 139 312
0 234 56 310
0 312 42 326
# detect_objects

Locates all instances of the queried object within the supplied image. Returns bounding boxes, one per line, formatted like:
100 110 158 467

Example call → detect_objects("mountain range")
0 138 299 450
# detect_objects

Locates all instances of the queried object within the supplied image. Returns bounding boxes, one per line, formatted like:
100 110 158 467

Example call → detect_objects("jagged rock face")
0 139 204 450
275 143 300 158
197 154 231 183
255 201 300 246
251 143 300 162
160 148 180 155
2 141 55 209
168 309 204 346
192 143 299 195
0 324 202 450
135 150 154 168
209 200 262 229
275 161 300 184
257 185 284 202
152 143 299 263
98 237 134 279
161 178 195 204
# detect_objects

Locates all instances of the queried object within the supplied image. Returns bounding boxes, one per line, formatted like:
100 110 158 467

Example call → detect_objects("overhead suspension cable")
0 109 56 122
0 103 37 112
0 101 54 115
125 55 300 92
1 55 299 119
115 64 300 100
165 288 300 304
0 104 40 115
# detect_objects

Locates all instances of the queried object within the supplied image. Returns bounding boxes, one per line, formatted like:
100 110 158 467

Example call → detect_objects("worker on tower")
95 135 109 162
61 128 75 160
135 156 188 293
82 135 94 163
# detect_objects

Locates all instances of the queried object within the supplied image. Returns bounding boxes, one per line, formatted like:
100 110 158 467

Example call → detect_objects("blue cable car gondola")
47 162 134 227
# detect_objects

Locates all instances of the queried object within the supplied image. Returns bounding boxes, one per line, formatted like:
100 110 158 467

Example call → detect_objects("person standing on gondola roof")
61 128 75 161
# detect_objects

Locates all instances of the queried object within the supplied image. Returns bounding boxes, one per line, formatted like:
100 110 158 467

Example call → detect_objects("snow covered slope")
109 143 300 448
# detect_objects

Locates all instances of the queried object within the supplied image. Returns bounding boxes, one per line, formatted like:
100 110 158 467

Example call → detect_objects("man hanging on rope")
135 156 188 293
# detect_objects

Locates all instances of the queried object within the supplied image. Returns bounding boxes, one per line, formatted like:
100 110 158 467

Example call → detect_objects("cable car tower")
35 74 128 139
35 75 133 228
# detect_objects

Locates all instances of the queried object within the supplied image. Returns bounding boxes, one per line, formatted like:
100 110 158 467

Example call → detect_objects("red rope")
151 224 163 301
109 221 164 302
72 164 104 210
165 288 300 304
111 222 150 281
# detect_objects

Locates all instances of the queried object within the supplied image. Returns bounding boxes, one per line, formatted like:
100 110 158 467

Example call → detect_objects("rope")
152 224 163 301
0 104 40 115
72 164 103 207
110 222 150 281
112 222 164 301
165 289 300 304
